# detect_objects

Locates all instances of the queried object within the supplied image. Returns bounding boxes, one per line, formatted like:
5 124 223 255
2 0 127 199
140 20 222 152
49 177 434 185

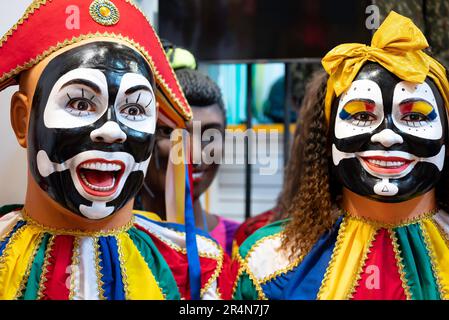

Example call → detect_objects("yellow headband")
321 11 449 125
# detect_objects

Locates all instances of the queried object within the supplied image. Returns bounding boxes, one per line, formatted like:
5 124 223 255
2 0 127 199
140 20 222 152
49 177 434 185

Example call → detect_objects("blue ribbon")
184 165 201 300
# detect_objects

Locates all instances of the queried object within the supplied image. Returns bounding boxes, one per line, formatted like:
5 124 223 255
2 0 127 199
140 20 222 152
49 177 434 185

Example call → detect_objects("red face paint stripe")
364 102 375 113
400 102 414 115
41 235 75 300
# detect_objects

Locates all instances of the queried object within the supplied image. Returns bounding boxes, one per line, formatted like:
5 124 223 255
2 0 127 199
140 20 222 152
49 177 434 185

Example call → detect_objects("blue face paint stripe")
339 109 352 120
428 109 438 121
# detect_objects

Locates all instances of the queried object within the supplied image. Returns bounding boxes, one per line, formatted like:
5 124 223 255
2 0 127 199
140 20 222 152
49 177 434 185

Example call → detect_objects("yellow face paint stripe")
410 101 434 116
343 101 369 115
318 217 377 300
421 219 449 299
116 233 164 300
0 225 42 299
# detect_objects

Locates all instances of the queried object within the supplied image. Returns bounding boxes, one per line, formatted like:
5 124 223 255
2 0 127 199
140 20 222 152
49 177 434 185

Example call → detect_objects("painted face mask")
28 42 157 219
330 62 447 202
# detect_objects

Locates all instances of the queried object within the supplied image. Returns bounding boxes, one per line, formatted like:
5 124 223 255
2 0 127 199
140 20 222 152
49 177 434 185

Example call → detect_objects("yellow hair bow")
322 11 449 124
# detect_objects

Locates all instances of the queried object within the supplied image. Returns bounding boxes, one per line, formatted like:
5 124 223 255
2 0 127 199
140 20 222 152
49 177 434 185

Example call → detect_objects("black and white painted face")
330 63 447 202
28 42 157 219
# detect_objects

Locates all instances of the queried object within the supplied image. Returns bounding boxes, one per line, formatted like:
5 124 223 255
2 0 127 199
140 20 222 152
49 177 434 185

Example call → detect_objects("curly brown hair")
280 67 449 260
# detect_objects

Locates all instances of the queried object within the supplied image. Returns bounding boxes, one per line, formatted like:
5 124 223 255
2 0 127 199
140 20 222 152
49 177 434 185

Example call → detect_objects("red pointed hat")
0 0 192 127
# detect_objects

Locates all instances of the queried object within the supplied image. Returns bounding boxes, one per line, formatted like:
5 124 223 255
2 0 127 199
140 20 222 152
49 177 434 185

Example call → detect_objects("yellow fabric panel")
318 218 377 300
421 219 449 299
0 225 42 299
116 233 164 300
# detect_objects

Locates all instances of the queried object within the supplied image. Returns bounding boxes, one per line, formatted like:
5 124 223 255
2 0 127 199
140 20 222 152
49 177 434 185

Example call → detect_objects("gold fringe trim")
344 210 438 229
115 235 129 299
69 237 81 300
347 228 378 300
253 233 302 286
243 232 300 286
317 216 349 300
419 220 445 299
200 245 224 298
37 235 55 300
389 229 412 300
231 253 245 299
236 254 267 300
13 232 45 300
93 237 106 300
21 208 134 237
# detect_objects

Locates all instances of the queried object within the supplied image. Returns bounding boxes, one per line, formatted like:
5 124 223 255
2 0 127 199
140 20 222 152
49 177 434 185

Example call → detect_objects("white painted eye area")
334 80 384 139
114 73 156 134
44 68 109 129
392 81 442 140
119 103 147 121
65 96 97 117
350 112 377 127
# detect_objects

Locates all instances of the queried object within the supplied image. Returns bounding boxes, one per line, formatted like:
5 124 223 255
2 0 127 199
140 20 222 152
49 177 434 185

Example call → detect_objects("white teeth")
367 159 406 168
79 162 122 172
192 172 203 179
80 173 116 191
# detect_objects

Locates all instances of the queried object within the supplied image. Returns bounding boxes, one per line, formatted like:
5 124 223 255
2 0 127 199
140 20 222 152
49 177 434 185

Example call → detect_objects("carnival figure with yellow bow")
233 11 449 300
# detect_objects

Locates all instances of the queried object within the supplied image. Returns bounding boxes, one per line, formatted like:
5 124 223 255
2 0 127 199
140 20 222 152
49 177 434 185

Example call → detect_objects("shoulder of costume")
235 219 302 286
133 212 223 260
238 219 287 260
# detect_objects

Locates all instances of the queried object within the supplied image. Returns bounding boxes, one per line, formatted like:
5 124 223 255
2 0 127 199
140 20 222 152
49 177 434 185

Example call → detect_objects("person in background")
136 44 240 256
232 69 328 256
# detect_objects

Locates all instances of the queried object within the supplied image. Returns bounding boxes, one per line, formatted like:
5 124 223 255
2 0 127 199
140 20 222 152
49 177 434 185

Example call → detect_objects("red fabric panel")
135 225 218 300
217 254 240 300
352 228 406 300
41 235 75 300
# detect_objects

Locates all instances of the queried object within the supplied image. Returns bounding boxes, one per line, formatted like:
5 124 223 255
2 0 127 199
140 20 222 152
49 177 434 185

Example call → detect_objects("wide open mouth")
76 159 125 197
360 156 414 176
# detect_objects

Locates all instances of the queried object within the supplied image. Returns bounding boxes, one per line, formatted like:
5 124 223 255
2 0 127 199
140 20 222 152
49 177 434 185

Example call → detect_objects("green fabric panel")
0 204 23 216
233 271 260 300
21 233 50 300
239 219 288 259
127 228 181 300
394 224 440 300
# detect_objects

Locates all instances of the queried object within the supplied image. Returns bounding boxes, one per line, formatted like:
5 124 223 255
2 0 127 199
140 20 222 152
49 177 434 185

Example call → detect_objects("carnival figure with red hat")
0 0 233 300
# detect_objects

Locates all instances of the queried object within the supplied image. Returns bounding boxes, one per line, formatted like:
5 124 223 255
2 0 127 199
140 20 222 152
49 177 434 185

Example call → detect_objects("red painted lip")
361 156 413 175
76 159 125 197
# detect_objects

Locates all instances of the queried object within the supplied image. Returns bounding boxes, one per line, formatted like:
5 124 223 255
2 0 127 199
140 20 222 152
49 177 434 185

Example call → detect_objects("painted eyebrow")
125 85 152 95
399 98 433 106
345 98 375 105
60 79 101 94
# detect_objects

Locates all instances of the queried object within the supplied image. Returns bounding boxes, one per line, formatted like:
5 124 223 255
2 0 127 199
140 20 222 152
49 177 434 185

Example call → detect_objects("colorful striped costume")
0 206 233 300
234 211 449 300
